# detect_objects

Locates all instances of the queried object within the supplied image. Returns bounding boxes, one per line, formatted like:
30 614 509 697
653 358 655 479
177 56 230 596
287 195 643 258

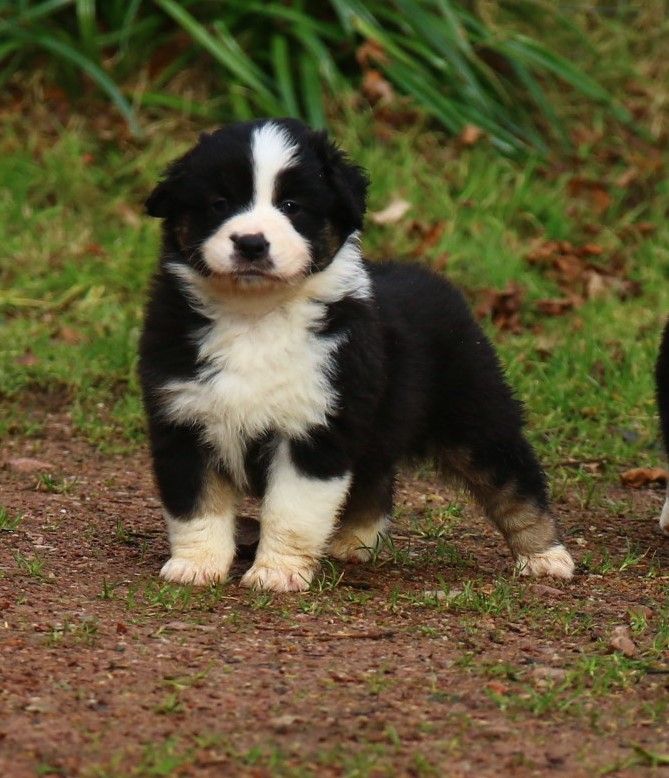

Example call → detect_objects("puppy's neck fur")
167 234 370 319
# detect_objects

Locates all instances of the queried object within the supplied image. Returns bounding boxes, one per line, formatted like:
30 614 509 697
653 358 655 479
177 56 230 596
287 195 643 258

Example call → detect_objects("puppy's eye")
210 197 229 216
279 200 301 215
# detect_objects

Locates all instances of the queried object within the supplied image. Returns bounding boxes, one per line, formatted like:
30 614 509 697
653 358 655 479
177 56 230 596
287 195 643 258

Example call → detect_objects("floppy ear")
145 159 187 218
309 130 369 232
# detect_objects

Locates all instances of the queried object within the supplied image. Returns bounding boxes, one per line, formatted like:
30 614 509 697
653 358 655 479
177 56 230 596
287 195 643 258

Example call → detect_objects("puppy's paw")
516 544 575 579
329 532 379 563
241 557 315 592
660 498 669 535
160 556 230 586
329 519 387 563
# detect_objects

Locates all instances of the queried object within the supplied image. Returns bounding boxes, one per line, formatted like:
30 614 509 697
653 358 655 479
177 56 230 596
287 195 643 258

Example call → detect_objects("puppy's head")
146 119 368 288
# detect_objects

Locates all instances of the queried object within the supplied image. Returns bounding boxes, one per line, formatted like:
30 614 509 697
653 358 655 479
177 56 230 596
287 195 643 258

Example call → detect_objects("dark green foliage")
1 0 631 153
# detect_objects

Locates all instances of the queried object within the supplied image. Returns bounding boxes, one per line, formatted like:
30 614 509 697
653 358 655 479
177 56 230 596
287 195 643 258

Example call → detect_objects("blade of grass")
271 34 299 117
153 0 281 114
299 51 326 128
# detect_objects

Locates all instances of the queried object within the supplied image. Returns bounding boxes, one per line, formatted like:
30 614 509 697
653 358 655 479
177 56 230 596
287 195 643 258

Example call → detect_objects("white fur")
161 511 236 586
201 123 310 281
660 485 669 534
251 123 298 203
516 543 575 579
162 240 370 490
329 515 388 562
241 442 352 591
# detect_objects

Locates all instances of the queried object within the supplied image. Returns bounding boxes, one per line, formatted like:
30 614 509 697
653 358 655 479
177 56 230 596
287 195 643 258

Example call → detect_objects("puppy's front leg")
241 442 351 592
162 474 236 586
151 423 237 586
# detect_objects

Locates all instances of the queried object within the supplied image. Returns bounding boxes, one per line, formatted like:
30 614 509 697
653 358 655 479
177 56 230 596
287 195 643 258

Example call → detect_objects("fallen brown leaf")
475 282 524 333
620 467 669 488
411 221 446 256
535 298 576 316
356 39 387 68
459 124 484 146
362 69 395 105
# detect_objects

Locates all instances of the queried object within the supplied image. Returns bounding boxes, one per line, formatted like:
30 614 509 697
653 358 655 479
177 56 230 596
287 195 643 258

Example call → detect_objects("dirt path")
1 416 668 777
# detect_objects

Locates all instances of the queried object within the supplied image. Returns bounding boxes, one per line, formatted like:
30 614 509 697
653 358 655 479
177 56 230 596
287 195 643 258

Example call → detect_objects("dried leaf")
620 467 669 488
356 40 387 68
535 298 576 316
411 221 446 256
459 124 484 146
362 69 395 105
475 282 524 333
370 198 411 225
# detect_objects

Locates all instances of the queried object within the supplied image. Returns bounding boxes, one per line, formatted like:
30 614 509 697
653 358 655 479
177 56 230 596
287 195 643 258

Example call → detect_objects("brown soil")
0 414 668 777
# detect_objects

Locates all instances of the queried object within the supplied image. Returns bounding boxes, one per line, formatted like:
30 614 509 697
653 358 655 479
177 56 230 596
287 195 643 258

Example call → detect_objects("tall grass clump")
1 1 633 153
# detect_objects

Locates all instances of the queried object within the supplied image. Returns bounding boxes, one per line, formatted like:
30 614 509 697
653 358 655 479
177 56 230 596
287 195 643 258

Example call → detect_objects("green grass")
0 506 23 531
0 93 667 472
0 0 644 154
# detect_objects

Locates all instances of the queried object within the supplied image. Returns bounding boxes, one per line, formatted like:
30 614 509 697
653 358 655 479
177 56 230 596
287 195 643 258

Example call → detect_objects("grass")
0 1 644 153
0 506 23 531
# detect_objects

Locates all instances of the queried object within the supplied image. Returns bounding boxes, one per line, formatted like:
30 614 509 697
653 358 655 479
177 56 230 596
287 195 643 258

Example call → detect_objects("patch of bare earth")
1 415 667 777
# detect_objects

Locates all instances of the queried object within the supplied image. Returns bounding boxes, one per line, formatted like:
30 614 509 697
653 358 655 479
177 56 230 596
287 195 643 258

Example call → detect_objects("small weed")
369 533 413 568
417 503 464 539
248 591 274 610
143 581 193 611
365 666 394 695
35 474 75 494
36 763 66 776
163 670 209 692
114 518 131 544
98 579 122 601
0 506 22 531
14 550 45 578
154 692 184 715
310 559 344 592
138 737 192 776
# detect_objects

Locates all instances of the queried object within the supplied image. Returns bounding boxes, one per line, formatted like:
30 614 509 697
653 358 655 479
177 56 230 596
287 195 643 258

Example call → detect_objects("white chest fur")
161 295 342 488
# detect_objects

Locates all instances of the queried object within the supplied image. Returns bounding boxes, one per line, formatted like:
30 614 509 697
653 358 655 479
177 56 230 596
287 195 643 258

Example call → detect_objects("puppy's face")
146 119 368 288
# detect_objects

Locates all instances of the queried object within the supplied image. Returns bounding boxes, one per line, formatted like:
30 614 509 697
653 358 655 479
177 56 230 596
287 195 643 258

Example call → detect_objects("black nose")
231 232 269 261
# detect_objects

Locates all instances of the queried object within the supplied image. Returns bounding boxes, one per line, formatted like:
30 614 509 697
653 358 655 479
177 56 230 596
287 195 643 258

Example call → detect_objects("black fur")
139 118 565 578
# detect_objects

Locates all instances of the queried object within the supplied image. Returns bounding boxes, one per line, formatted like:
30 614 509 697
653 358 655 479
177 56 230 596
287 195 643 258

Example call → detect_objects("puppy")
139 118 574 591
656 320 669 533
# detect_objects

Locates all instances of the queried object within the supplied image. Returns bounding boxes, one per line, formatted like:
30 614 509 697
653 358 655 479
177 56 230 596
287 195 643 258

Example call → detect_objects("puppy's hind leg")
441 437 574 579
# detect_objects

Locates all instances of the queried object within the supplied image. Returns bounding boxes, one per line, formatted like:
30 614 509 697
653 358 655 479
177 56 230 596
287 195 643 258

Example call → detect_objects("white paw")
660 498 669 535
160 556 231 586
516 544 575 579
241 558 315 592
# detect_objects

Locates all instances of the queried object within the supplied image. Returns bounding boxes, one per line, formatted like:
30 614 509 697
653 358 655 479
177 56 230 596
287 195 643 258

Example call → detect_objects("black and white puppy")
139 118 574 591
656 320 669 534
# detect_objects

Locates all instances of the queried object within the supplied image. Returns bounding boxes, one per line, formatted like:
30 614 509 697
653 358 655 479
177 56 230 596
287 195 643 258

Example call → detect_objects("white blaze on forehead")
251 123 298 205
